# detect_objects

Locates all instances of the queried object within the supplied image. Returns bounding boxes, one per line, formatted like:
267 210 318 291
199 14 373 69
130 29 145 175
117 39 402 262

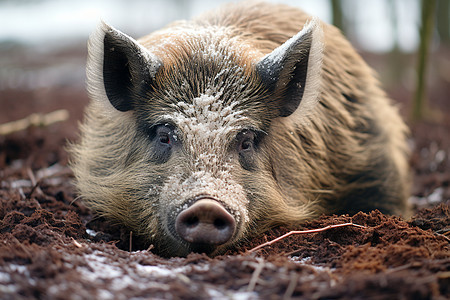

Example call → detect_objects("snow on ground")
0 243 339 299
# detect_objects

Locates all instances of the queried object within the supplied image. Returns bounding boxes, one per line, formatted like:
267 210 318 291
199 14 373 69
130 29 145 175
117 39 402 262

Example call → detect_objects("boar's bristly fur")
70 2 410 257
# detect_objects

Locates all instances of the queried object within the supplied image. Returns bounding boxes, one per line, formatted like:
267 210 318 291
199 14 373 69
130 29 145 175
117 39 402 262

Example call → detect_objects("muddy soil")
0 46 449 299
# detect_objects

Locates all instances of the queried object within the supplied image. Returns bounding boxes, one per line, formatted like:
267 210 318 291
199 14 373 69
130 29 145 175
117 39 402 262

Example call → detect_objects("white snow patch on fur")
160 91 250 223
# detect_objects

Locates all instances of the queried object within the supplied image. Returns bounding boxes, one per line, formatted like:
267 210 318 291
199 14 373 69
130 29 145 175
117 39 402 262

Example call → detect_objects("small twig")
147 244 155 252
129 231 133 252
0 109 69 135
70 195 83 206
435 232 450 243
35 163 69 181
285 248 313 257
12 236 32 257
26 168 43 200
248 223 366 253
247 258 265 292
27 167 37 187
176 273 191 284
283 272 298 300
384 262 424 274
72 238 83 248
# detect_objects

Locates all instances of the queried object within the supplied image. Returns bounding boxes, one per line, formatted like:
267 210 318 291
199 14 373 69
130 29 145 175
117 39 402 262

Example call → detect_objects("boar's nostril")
214 218 227 229
185 216 199 228
175 199 236 246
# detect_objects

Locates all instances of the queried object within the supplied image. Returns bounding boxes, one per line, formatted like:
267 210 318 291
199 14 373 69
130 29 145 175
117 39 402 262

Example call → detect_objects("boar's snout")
175 198 236 246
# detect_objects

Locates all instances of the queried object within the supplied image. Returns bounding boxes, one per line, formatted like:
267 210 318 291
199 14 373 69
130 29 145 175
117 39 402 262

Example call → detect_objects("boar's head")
71 19 323 257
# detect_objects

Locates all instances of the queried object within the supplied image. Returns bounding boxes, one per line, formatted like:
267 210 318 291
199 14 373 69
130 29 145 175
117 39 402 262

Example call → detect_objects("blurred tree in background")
437 0 449 45
331 0 345 34
412 0 436 122
330 0 449 123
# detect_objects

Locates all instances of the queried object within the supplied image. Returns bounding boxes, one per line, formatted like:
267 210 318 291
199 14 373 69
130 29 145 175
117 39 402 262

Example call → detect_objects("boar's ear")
86 21 162 112
256 19 323 118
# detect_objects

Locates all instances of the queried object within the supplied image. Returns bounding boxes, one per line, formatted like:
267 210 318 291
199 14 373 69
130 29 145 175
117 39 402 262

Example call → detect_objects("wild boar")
70 1 410 257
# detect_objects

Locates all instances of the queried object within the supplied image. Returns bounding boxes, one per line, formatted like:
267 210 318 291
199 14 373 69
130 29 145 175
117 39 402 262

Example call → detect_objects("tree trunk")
412 0 436 121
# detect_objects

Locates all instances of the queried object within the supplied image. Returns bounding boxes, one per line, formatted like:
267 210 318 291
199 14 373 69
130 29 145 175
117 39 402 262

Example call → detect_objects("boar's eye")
148 124 178 164
236 130 258 171
158 129 171 145
237 131 255 152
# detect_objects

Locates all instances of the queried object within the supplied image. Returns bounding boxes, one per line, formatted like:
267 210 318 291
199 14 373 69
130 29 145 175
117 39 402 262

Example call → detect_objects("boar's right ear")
86 21 162 112
256 19 323 119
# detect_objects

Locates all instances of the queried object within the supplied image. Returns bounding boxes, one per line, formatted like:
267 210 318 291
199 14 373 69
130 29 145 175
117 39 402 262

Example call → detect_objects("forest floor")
0 45 449 299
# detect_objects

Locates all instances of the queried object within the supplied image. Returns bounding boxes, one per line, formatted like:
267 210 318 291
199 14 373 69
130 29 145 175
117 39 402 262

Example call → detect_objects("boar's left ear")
256 18 323 118
86 21 162 112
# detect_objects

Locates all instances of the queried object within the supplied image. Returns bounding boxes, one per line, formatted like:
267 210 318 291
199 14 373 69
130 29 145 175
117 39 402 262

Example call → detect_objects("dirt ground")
0 45 449 299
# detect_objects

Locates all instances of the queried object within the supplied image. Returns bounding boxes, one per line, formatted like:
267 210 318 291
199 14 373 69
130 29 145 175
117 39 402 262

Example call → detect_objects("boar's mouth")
167 195 239 255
